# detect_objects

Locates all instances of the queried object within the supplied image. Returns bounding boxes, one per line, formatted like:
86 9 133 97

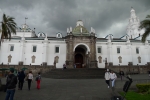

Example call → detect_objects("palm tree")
0 14 17 45
139 15 150 42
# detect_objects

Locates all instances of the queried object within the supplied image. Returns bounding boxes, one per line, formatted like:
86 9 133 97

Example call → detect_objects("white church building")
0 8 149 68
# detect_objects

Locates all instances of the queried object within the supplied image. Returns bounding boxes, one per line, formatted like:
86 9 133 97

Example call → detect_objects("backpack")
35 75 41 81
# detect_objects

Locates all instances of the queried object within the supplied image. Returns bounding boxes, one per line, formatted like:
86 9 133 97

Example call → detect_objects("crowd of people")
4 69 41 100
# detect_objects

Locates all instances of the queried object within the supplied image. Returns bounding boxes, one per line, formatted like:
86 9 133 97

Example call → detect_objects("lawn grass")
120 91 150 100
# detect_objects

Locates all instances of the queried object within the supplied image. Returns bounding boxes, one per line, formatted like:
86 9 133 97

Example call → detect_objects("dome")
72 20 89 36
72 25 89 33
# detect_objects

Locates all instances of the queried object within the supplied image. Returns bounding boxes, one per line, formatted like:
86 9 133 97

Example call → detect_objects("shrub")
147 88 150 94
136 84 150 93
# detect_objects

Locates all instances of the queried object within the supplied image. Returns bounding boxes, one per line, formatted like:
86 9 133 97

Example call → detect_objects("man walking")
18 70 25 90
5 68 17 100
119 70 124 80
104 69 110 88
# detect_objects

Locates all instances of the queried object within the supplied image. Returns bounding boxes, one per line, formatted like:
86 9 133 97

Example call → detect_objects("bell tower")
126 7 141 39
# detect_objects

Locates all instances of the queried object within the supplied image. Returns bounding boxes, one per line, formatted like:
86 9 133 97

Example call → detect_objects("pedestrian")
149 71 150 77
5 68 17 100
26 71 33 90
119 70 124 81
104 69 110 88
36 72 41 89
18 70 25 90
63 64 66 70
110 71 117 88
74 64 76 68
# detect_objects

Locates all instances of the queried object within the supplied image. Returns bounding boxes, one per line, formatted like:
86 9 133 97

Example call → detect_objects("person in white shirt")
27 71 33 90
110 71 117 87
104 69 111 88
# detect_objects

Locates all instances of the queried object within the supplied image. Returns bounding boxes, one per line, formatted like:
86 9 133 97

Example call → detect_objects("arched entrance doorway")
75 54 83 68
74 44 89 68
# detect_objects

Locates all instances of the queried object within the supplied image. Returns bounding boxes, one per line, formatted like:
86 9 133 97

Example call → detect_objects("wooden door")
75 54 83 68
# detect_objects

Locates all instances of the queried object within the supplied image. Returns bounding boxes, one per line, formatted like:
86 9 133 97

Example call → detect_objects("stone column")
42 38 48 66
90 36 97 68
65 35 73 68
69 38 73 68
19 37 25 65
93 40 96 60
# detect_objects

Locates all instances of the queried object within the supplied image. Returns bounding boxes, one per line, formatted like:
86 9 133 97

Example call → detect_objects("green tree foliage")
0 14 17 45
139 15 150 42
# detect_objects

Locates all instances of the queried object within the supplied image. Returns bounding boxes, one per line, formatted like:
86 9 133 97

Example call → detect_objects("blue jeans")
5 89 15 100
111 79 116 87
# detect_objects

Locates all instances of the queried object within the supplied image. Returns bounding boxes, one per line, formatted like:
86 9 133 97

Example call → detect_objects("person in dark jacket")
5 69 17 100
18 70 25 90
119 70 124 81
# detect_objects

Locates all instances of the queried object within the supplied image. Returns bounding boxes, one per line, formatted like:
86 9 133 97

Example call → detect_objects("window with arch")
8 55 12 63
98 56 102 63
31 55 36 63
56 33 62 38
138 56 141 63
55 56 59 63
118 56 122 63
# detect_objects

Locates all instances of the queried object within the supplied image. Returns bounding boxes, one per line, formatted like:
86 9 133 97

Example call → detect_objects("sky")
0 0 149 38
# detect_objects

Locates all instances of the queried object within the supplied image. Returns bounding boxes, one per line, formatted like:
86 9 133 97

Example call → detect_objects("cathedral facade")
0 8 149 68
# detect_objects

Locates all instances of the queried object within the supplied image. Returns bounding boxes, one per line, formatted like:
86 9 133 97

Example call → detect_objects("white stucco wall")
0 37 150 69
0 39 66 68
96 41 150 68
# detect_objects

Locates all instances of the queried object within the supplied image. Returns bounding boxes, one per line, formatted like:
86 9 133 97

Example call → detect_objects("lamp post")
105 58 108 68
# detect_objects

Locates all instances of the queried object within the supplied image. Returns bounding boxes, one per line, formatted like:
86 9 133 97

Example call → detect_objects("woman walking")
36 72 41 89
110 71 117 88
104 69 110 88
27 71 33 90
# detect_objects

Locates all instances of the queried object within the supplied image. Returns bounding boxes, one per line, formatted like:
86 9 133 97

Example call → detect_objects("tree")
139 15 150 42
0 14 17 45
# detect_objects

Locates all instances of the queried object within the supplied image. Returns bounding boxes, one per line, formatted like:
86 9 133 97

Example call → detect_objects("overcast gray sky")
0 0 149 38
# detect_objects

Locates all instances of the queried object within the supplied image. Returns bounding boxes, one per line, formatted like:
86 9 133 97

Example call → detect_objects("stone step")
42 68 106 79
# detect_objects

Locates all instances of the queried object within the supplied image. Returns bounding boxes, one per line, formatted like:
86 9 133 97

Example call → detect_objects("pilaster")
42 38 48 64
19 37 25 65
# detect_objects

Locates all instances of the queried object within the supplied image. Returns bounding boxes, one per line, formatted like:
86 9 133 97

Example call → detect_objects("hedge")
136 83 150 93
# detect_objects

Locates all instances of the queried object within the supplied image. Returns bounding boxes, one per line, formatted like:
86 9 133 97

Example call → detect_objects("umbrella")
9 68 17 71
22 68 28 70
0 68 9 71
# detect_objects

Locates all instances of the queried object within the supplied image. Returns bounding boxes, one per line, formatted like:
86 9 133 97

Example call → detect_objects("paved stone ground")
0 74 149 100
0 78 113 100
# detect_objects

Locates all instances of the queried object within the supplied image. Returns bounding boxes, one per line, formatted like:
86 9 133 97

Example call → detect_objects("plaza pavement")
0 74 149 100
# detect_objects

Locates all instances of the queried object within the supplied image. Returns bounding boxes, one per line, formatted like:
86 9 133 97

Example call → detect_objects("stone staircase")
42 68 106 79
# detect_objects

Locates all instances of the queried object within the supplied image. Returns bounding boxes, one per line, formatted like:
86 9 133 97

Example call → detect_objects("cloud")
0 0 150 38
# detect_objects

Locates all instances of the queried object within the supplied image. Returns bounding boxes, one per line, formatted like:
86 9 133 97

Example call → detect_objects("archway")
74 44 89 68
75 54 83 68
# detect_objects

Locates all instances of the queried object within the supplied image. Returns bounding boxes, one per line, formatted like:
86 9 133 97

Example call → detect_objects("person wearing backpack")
5 69 17 100
36 72 41 89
